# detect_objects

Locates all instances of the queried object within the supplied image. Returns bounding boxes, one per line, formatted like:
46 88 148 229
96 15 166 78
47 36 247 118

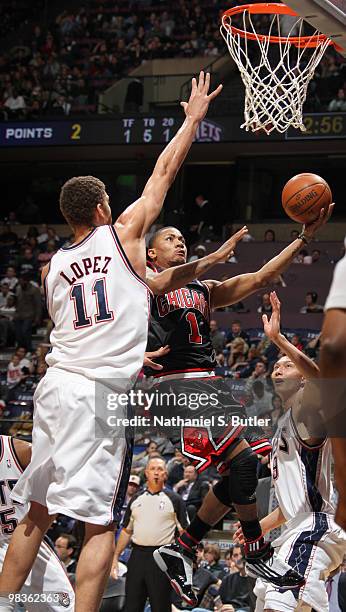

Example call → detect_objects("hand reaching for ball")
303 203 334 239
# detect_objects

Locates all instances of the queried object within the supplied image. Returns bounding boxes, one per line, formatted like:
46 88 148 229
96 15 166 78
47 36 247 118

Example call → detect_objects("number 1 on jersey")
186 312 202 344
70 278 114 329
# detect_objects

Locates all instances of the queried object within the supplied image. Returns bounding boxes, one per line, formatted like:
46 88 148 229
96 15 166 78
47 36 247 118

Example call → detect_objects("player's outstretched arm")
115 72 222 240
207 205 334 309
147 227 248 294
262 292 320 380
233 506 286 543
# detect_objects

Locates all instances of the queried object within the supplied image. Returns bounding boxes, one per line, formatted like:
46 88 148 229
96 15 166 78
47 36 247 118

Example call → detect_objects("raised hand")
143 345 170 370
213 226 248 263
303 203 334 239
181 71 223 122
262 291 281 341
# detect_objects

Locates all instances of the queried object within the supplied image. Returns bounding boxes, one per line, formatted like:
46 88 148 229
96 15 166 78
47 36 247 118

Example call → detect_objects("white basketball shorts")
254 512 346 612
11 368 132 525
0 538 74 611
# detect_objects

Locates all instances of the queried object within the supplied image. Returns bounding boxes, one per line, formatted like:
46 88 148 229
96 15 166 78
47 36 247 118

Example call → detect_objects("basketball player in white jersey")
0 435 74 611
0 72 223 612
320 240 346 531
234 291 346 612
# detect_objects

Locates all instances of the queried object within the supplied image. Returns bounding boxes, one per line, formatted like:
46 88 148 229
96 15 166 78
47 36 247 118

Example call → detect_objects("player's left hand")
262 291 281 340
303 203 334 239
181 71 223 122
212 226 248 263
143 345 170 370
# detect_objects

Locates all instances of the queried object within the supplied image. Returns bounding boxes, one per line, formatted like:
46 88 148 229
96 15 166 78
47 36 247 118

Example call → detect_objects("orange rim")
222 2 334 49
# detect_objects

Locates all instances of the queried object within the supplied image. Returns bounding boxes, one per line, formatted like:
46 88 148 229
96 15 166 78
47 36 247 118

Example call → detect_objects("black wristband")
298 232 310 245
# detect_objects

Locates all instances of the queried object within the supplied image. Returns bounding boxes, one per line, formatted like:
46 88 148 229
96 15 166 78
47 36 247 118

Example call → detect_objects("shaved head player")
0 72 223 612
235 292 346 612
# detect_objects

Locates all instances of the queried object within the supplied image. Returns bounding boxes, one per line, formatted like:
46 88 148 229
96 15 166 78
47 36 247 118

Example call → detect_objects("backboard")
286 0 346 56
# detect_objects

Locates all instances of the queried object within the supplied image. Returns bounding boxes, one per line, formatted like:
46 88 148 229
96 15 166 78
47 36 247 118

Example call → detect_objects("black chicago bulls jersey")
146 279 216 375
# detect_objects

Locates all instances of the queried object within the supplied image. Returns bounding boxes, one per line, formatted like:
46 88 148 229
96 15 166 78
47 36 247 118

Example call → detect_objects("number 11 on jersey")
70 278 114 329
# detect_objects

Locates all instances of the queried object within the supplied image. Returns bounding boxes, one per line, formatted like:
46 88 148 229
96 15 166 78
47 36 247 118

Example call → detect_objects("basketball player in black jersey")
144 210 332 605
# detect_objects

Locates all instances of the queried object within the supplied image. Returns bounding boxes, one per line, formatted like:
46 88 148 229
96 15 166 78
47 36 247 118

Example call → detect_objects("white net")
221 9 331 134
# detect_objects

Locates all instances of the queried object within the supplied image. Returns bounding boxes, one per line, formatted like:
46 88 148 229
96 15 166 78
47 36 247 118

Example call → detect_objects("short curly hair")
59 176 106 227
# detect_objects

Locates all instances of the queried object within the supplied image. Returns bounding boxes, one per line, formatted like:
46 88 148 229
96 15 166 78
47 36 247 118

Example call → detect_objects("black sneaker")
245 541 305 590
153 542 197 605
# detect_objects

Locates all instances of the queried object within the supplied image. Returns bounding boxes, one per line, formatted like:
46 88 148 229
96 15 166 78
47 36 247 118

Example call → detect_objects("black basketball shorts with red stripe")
149 375 272 474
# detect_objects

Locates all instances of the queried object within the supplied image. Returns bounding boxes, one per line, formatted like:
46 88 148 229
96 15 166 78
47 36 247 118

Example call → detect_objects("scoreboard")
0 113 345 147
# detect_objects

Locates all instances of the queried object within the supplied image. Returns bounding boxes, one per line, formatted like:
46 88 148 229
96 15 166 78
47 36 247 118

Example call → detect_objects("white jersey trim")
109 226 153 297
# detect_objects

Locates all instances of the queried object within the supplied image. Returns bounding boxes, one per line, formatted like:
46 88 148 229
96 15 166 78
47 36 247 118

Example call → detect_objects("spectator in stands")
55 533 77 576
246 380 273 418
270 394 284 430
37 223 49 245
237 345 262 378
188 194 215 244
0 225 18 248
124 475 141 508
173 465 209 519
328 87 346 112
311 249 321 264
226 321 250 346
15 246 38 278
0 294 16 347
120 474 141 524
257 293 272 315
189 244 207 262
7 353 24 387
300 291 324 314
210 320 226 355
217 547 251 611
291 333 303 351
0 282 12 308
15 347 33 371
227 337 248 371
131 439 158 474
2 266 18 291
14 273 42 351
244 360 269 394
167 448 190 487
290 229 299 240
37 240 57 269
264 229 275 242
4 88 26 118
203 544 226 579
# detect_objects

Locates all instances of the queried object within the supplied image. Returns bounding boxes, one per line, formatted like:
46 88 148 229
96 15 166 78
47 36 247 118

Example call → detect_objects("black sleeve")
166 489 189 529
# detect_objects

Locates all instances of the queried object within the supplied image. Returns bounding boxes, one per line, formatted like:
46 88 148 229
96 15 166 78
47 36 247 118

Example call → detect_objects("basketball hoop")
220 3 335 134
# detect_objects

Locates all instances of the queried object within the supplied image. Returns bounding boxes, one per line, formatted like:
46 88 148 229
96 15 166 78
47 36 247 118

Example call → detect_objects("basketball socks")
178 516 211 554
240 519 266 555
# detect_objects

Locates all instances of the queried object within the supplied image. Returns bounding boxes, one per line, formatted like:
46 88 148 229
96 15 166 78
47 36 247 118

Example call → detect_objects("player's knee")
213 476 232 507
228 448 258 505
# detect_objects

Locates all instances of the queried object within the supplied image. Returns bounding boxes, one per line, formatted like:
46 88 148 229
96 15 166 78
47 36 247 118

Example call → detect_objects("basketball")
282 173 332 224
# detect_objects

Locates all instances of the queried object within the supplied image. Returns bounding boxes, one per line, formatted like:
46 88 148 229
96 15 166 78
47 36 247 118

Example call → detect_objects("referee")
111 456 188 612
